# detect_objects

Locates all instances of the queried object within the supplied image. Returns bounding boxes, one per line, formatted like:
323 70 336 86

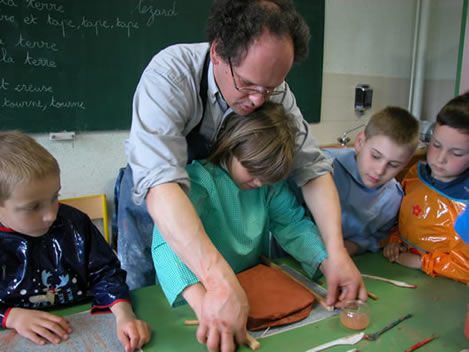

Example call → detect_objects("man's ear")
210 41 221 65
354 131 366 153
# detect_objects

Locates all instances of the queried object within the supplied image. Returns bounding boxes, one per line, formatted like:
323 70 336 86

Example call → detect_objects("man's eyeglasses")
228 57 286 97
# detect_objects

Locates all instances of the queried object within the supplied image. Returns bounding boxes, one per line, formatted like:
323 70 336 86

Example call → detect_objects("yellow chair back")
60 194 110 243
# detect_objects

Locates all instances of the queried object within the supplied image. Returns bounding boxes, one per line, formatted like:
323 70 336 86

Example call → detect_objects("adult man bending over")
118 0 367 350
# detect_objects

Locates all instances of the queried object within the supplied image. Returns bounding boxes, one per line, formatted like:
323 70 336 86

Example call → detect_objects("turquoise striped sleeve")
267 182 327 277
152 231 200 306
151 168 212 306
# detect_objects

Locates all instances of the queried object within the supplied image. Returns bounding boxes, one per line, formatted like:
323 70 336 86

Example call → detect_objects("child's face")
0 174 60 237
426 123 469 182
354 132 414 188
229 157 265 190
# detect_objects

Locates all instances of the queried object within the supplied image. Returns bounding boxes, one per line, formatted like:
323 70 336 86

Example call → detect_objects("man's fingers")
196 322 208 345
326 281 339 306
220 330 236 352
358 282 369 302
206 327 221 352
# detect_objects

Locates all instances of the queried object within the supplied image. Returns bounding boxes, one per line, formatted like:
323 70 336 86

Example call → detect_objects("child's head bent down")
208 101 297 190
0 131 60 237
426 92 469 182
354 106 419 188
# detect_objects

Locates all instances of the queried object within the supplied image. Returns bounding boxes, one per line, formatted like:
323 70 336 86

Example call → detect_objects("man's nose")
248 92 267 108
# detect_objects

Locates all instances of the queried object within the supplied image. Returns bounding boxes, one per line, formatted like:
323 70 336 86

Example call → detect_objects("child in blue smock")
151 102 328 316
0 131 150 352
323 107 419 255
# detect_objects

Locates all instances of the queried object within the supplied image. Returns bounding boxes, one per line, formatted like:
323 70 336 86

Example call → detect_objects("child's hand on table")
383 242 407 262
111 301 151 352
6 307 71 345
396 252 422 269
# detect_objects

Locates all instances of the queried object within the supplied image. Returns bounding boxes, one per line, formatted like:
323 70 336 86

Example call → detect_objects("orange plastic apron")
398 164 469 283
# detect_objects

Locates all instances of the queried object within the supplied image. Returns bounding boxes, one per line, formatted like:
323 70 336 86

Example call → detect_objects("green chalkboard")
0 0 323 133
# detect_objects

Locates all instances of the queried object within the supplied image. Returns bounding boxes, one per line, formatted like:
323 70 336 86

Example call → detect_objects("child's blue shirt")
324 148 404 253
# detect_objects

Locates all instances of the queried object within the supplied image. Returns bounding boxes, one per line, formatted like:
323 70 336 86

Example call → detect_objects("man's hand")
196 281 250 352
6 308 71 345
148 183 250 351
320 249 368 307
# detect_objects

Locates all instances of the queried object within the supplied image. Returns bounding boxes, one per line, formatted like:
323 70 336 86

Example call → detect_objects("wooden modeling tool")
183 320 260 351
367 291 378 300
361 273 417 288
259 256 334 311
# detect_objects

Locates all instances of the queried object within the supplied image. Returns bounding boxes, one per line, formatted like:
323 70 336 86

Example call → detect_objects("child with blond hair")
0 131 151 351
324 107 419 255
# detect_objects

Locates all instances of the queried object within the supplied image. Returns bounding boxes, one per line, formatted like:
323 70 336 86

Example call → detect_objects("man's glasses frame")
228 57 286 97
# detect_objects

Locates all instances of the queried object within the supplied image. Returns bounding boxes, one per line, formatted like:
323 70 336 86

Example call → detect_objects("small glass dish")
340 299 370 330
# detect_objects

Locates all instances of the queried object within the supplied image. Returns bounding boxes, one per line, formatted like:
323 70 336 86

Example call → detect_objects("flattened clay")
236 264 315 331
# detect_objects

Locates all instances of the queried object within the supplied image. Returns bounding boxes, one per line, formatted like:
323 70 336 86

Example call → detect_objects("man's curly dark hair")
207 0 310 66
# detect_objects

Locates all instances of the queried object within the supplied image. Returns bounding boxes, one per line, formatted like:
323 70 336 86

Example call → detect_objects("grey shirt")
126 42 332 205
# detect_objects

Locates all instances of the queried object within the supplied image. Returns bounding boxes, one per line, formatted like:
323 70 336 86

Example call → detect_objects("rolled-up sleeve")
126 49 206 205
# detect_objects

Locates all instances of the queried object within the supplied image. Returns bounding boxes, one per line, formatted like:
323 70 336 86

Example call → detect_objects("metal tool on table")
364 313 413 340
305 332 365 352
260 256 334 311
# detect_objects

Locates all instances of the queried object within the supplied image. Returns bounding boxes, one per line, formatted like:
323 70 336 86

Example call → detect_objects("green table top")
53 252 469 351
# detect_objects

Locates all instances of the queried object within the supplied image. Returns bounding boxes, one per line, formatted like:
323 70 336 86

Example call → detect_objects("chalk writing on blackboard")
0 0 180 117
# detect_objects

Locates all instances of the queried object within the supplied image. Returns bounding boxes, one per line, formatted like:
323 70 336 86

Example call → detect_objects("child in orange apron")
383 92 469 284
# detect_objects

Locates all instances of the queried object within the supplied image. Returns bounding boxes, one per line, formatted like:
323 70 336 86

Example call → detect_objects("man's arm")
146 183 250 352
301 173 368 306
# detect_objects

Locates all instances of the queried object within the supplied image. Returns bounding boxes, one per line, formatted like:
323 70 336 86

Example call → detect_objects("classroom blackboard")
0 0 324 133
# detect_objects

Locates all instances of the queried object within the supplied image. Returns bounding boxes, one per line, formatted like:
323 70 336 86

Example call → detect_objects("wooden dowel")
184 319 199 326
183 320 260 351
367 291 378 300
260 256 334 312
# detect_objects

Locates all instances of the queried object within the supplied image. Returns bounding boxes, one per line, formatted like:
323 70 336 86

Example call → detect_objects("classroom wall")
32 0 463 212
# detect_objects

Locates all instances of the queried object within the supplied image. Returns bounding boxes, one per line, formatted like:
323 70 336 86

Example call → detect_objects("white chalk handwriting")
0 0 18 8
0 47 14 64
0 12 15 23
15 33 58 52
25 0 64 13
1 96 86 111
133 0 178 26
23 50 56 68
0 78 53 92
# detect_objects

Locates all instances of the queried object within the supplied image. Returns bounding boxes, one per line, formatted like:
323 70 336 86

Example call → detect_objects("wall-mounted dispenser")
355 84 373 114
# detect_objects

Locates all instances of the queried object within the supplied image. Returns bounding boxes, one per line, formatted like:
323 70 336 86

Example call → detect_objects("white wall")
31 0 463 211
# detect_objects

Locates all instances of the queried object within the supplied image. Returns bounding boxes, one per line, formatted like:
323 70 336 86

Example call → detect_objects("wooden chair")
60 194 110 243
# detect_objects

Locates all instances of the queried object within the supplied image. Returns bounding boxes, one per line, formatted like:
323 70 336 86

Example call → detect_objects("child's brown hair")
208 101 297 184
436 91 469 134
364 106 419 149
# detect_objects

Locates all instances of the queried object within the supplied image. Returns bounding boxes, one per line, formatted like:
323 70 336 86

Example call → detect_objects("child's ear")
354 131 366 153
